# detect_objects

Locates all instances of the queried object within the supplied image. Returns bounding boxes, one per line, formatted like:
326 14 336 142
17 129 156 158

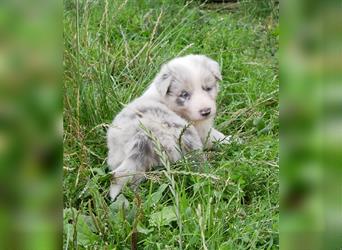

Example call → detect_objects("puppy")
107 54 230 200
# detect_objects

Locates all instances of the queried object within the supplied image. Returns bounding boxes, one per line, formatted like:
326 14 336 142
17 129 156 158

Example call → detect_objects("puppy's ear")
202 56 222 81
152 64 173 96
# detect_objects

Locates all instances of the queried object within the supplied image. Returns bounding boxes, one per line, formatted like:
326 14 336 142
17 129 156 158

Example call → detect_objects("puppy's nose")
199 108 211 117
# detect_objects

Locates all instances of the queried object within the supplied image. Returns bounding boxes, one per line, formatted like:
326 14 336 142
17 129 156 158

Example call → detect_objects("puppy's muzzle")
199 108 211 117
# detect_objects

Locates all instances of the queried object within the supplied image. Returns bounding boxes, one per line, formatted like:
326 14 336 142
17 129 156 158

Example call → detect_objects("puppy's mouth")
194 115 213 122
186 113 215 122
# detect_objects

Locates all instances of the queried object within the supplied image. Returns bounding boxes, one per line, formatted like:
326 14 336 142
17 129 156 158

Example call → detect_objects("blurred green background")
281 0 342 249
0 0 62 249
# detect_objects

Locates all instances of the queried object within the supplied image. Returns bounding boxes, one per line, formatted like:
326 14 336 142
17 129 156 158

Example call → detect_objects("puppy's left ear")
152 64 173 96
202 56 222 81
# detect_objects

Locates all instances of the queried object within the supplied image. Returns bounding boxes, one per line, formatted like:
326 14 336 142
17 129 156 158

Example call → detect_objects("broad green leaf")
109 194 130 212
150 183 168 205
149 206 177 227
63 208 99 247
137 223 153 234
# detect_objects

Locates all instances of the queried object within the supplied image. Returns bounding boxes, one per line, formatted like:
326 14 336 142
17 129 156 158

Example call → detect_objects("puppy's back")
107 97 203 200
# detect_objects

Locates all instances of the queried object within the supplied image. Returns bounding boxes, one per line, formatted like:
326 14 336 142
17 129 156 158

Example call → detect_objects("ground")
63 0 279 249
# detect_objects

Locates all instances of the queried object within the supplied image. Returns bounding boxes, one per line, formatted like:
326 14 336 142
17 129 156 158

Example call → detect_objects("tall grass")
64 0 279 249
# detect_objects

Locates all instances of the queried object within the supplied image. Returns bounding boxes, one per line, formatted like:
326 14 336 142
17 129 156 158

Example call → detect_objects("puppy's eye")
179 90 190 99
202 86 213 91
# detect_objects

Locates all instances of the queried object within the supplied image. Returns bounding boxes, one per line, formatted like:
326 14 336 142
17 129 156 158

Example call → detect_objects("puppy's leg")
181 127 203 151
107 128 126 170
107 148 125 170
194 119 230 147
109 132 153 200
181 127 206 162
110 157 140 200
210 128 232 144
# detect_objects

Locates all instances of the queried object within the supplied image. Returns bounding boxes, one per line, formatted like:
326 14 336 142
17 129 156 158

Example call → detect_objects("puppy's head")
152 54 221 122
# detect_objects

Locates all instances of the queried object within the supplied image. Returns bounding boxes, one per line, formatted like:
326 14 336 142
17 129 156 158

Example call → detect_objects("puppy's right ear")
201 56 222 81
152 64 173 96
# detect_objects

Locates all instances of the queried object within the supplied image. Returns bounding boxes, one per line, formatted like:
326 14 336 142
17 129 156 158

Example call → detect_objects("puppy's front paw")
211 129 231 144
225 136 244 145
220 135 232 144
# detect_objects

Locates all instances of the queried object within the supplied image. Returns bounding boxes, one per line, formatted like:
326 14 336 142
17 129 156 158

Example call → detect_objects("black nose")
199 108 211 117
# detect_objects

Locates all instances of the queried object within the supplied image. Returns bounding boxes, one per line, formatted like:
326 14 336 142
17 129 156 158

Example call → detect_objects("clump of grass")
239 0 279 20
64 0 279 249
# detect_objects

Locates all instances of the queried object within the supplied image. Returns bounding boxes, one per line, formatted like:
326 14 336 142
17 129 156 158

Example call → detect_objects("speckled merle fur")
107 54 231 200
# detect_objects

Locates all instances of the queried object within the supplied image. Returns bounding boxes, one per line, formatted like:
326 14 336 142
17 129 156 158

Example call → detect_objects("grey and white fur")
107 54 230 200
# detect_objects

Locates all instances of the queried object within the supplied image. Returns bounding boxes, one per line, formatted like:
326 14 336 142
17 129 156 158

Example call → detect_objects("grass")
63 0 279 249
